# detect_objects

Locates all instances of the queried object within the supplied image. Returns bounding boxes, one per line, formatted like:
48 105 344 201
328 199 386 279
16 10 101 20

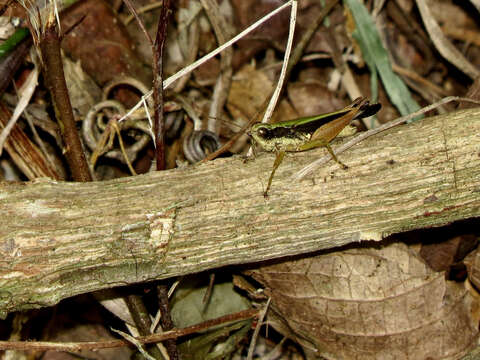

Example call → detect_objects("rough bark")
1 107 479 317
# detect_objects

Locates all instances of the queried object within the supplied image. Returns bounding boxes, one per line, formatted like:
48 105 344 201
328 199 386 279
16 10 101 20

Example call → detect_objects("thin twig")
392 63 450 97
151 2 176 359
293 96 480 180
152 0 172 171
124 1 164 26
112 121 137 175
247 298 271 360
122 0 153 46
157 284 178 360
111 328 156 360
285 0 339 84
0 308 259 352
125 294 164 359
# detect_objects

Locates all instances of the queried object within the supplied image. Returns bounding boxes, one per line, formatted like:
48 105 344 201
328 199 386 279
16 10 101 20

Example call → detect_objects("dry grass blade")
260 0 297 125
0 65 38 155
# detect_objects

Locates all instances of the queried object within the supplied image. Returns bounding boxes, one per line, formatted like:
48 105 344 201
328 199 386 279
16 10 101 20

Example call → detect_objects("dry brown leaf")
227 64 274 123
227 64 296 124
420 235 478 273
465 248 480 292
193 57 221 86
230 0 290 69
61 0 152 88
248 242 479 360
287 82 345 117
62 56 102 122
430 1 477 29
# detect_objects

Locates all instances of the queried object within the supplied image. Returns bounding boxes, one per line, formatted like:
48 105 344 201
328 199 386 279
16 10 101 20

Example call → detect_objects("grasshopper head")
250 124 272 138
249 123 281 152
250 123 270 140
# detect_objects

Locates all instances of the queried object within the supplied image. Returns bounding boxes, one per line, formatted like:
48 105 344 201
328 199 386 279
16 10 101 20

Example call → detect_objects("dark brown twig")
117 4 176 355
202 273 216 305
125 294 164 359
152 0 172 171
0 308 259 352
157 284 178 360
39 18 92 182
111 2 177 358
152 2 177 359
104 5 165 357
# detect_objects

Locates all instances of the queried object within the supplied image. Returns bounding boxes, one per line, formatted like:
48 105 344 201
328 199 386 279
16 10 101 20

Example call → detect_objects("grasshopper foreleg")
264 151 285 197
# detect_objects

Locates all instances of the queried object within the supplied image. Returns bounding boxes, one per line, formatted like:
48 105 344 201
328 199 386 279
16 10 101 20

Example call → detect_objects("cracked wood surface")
0 107 479 317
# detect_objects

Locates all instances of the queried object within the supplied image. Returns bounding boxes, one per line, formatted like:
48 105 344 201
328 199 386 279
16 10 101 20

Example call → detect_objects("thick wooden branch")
1 108 480 317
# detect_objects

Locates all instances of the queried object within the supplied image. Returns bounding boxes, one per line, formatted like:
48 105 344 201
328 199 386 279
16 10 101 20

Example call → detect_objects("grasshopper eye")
258 127 269 138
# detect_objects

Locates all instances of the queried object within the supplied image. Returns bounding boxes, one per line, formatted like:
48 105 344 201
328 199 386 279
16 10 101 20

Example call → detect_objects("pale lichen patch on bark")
146 209 176 250
17 199 58 217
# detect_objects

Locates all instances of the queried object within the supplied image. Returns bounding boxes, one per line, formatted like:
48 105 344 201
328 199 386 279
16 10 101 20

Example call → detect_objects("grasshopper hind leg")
324 143 348 170
299 139 349 170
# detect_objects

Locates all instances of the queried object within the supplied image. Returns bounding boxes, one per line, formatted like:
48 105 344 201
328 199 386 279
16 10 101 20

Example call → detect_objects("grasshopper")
248 97 381 197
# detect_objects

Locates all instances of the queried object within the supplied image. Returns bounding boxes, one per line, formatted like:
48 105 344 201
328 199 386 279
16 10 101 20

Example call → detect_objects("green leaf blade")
344 0 422 119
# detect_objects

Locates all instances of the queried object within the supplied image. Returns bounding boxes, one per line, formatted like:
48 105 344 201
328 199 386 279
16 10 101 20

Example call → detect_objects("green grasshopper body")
248 97 381 196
